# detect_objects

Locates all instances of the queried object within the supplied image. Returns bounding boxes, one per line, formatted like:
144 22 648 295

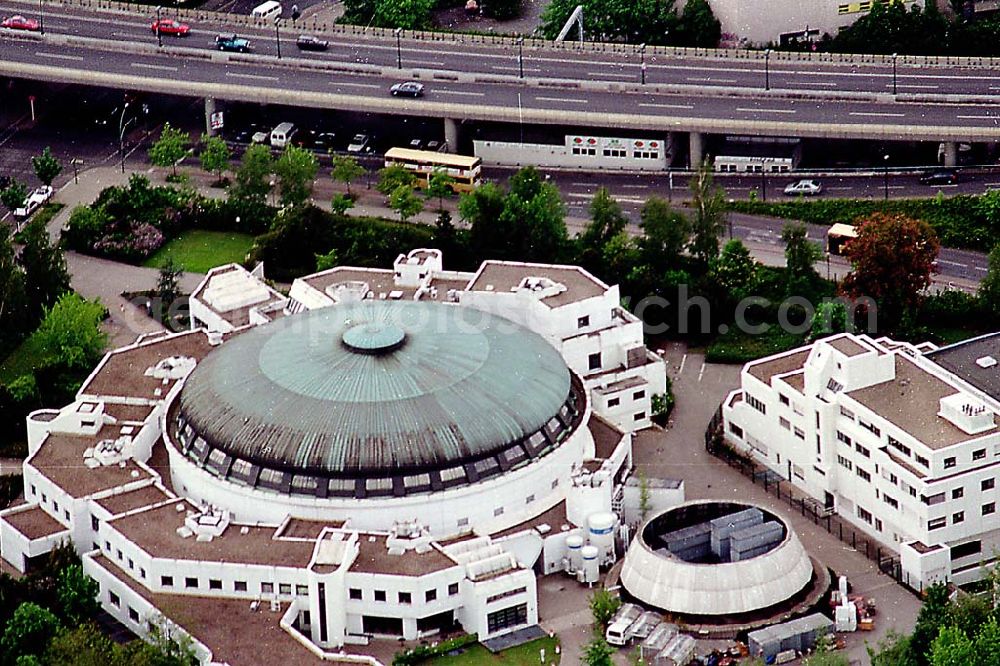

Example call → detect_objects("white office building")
723 332 1000 590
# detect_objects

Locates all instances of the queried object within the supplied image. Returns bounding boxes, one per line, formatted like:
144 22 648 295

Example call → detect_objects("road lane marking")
686 77 737 83
131 63 178 72
698 361 706 382
35 52 84 61
332 81 380 89
890 84 939 89
491 65 541 72
622 184 647 189
736 107 796 114
849 111 905 117
792 81 838 87
638 102 694 109
938 259 969 268
408 60 445 67
536 96 587 104
226 72 278 81
434 90 486 97
679 353 687 374
958 115 996 119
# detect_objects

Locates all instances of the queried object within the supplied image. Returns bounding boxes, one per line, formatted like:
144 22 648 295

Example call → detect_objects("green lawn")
142 230 254 274
426 637 561 665
0 334 49 385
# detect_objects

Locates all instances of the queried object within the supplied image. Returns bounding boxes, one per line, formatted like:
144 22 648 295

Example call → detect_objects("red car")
151 19 190 36
1 15 40 31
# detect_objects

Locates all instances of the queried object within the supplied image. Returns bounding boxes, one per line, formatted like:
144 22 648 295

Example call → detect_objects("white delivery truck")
606 603 642 646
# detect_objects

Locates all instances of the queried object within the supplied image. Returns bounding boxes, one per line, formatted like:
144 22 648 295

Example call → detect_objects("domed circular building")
619 501 814 620
165 300 591 531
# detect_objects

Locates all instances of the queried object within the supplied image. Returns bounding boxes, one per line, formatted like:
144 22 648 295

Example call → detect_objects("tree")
979 243 1000 319
782 222 822 281
639 196 689 269
0 180 28 216
588 588 621 627
710 239 757 300
676 0 721 47
688 160 728 266
231 144 274 206
31 147 62 187
638 471 651 522
929 626 975 666
199 135 231 185
389 184 423 223
868 630 918 666
148 122 190 178
315 248 339 272
0 602 61 662
841 213 940 330
31 293 108 371
43 623 119 666
377 164 416 198
343 0 435 29
579 188 629 275
782 221 822 298
829 0 950 56
331 155 365 199
56 565 99 625
582 632 615 666
541 0 679 45
19 219 71 325
0 225 28 352
156 258 184 327
425 169 455 213
462 167 569 264
273 145 318 208
909 583 952 666
810 300 851 339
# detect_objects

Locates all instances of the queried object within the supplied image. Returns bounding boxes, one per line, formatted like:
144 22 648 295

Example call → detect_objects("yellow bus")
383 148 482 192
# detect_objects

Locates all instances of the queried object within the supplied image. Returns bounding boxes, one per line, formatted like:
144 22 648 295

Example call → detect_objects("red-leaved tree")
841 213 939 331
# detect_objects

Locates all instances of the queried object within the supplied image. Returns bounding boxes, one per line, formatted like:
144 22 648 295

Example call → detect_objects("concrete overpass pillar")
443 118 459 152
689 131 704 169
204 97 217 137
942 141 958 167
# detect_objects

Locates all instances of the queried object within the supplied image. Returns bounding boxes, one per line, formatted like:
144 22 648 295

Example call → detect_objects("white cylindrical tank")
581 545 600 584
588 511 618 564
566 534 584 572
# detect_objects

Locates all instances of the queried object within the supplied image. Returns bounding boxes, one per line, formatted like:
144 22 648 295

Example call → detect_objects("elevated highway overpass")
1 0 999 165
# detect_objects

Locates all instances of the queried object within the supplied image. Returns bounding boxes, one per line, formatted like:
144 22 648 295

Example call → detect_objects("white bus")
384 148 482 192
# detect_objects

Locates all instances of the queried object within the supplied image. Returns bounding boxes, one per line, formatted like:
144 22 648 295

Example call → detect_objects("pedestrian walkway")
49 165 204 347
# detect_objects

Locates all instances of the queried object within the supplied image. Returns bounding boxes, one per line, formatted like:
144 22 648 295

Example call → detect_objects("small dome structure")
620 501 813 618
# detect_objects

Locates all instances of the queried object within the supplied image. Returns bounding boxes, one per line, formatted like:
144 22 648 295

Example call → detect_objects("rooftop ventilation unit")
976 356 997 369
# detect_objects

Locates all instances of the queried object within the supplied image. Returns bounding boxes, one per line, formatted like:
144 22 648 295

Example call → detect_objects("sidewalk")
49 165 204 347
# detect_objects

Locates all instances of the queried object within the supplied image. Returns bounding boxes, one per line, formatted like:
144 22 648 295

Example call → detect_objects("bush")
706 326 806 364
392 634 477 666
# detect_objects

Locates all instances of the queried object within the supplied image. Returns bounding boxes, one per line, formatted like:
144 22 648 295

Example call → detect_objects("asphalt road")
1 2 1000 140
3 0 1000 98
1 34 999 139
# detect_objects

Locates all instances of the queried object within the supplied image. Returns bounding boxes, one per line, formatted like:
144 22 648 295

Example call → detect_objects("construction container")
662 522 712 561
730 521 784 561
710 507 764 559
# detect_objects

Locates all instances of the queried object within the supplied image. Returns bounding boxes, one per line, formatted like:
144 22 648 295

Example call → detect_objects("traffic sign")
210 111 224 130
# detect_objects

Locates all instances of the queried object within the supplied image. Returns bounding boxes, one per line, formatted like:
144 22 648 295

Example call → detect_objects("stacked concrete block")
662 523 712 561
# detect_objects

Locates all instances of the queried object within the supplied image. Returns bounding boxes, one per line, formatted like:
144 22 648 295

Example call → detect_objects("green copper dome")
174 301 578 495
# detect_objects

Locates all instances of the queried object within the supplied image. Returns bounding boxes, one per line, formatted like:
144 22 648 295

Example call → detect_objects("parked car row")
13 185 53 221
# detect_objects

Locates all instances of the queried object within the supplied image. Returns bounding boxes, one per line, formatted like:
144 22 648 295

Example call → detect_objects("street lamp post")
38 0 44 34
640 43 647 85
892 52 898 95
883 153 890 201
275 18 281 59
517 36 524 79
760 167 767 202
765 48 771 91
155 6 162 47
395 28 402 69
118 102 131 174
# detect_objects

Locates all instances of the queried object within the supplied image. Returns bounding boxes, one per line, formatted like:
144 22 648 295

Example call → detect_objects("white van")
270 122 296 148
251 0 282 20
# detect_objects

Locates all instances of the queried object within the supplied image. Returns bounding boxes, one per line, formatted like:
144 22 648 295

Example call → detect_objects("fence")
705 403 924 598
